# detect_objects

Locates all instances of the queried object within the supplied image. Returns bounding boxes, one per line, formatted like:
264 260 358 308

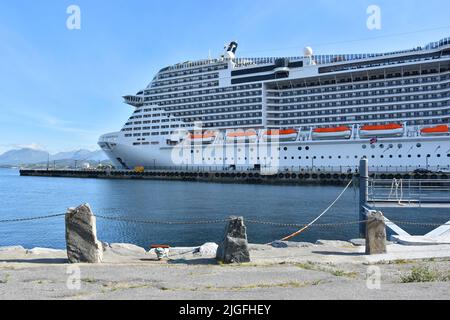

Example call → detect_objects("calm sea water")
0 168 447 249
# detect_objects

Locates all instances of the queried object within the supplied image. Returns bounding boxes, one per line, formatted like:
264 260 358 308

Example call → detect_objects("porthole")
379 144 384 148
298 147 302 151
305 146 310 150
437 154 441 158
362 145 367 149
371 145 376 149
408 155 412 158
417 154 421 158
416 143 422 148
389 155 393 158
371 155 375 158
427 154 431 158
380 155 384 158
389 144 394 148
284 147 288 151
398 144 403 148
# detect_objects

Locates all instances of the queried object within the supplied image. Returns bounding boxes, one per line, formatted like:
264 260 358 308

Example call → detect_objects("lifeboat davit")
312 126 352 140
420 125 449 136
359 124 404 138
226 130 258 143
187 132 216 144
263 129 298 142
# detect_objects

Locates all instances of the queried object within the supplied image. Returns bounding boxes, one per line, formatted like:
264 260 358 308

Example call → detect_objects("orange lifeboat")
312 126 352 140
226 130 258 142
263 129 298 142
187 131 216 144
420 125 449 136
359 124 404 138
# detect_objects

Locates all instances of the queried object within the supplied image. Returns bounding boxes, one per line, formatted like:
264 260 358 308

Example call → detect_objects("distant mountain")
51 149 108 162
0 148 108 166
0 148 49 165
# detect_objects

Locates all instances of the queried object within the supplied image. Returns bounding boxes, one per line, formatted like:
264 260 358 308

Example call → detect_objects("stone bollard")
365 211 387 255
65 204 103 263
216 216 250 264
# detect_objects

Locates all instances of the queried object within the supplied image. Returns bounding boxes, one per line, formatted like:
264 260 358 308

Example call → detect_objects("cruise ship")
99 38 450 173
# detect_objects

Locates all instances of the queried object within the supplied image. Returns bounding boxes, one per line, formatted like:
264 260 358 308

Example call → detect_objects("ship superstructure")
99 38 450 172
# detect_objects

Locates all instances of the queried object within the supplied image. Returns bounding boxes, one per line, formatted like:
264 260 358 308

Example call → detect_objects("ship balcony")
123 95 144 107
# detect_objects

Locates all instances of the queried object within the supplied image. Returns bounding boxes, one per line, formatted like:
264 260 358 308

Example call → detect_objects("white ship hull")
100 133 450 172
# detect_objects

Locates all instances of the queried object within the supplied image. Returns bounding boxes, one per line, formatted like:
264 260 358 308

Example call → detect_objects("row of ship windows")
270 113 448 125
144 83 262 100
270 76 449 97
125 111 262 130
180 112 262 122
157 64 227 80
160 98 264 110
270 84 449 102
154 90 262 107
271 101 448 113
151 73 219 88
269 105 448 118
201 119 263 128
269 98 448 112
268 92 448 105
171 105 262 117
267 66 449 92
147 90 262 105
145 80 219 95
183 154 450 161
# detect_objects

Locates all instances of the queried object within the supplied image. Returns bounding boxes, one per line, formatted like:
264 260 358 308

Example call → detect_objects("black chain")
94 214 229 225
0 213 448 228
0 213 66 223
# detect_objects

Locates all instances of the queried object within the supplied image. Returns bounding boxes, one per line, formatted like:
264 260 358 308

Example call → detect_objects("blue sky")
0 0 449 153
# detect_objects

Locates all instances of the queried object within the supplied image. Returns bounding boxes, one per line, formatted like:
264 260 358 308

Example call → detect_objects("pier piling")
365 211 387 255
216 217 250 264
359 158 369 238
65 204 103 263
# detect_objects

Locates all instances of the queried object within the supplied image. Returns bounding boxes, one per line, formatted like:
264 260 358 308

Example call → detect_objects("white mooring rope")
280 179 354 241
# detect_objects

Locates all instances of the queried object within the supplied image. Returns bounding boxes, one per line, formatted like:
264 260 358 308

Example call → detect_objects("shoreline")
1 241 449 300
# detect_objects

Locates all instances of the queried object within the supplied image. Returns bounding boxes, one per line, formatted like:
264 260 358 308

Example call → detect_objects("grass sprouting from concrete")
0 273 11 284
296 262 358 278
400 266 450 283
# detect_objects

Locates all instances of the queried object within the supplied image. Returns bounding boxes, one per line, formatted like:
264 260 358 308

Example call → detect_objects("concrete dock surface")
0 241 449 300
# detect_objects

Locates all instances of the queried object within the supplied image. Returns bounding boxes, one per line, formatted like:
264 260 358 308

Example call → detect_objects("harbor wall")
19 169 449 186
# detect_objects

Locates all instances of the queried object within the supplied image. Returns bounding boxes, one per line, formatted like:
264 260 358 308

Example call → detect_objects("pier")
19 167 450 186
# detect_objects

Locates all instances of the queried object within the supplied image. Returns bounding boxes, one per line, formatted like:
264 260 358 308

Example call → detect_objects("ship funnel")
224 41 238 59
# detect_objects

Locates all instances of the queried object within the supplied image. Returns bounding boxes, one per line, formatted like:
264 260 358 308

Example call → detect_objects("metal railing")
368 178 450 204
